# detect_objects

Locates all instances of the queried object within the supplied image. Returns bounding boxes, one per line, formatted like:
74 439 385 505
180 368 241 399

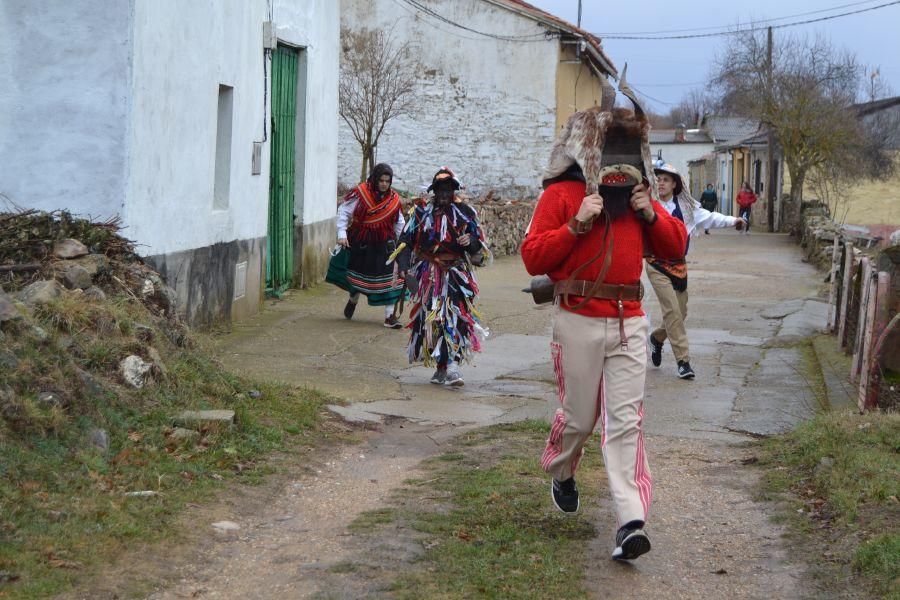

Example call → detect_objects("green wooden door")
266 45 299 295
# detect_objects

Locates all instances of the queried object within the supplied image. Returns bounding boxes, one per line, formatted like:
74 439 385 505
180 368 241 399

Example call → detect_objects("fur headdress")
543 65 658 199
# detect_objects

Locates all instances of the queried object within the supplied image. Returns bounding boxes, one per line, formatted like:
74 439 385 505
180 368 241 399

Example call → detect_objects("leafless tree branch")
339 27 421 182
712 29 896 230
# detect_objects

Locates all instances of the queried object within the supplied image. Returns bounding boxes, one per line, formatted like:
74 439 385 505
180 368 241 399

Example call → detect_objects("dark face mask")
598 185 632 221
433 189 453 207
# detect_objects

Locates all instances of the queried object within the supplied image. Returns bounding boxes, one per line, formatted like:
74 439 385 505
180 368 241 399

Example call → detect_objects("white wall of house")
125 0 272 257
339 0 559 197
650 143 716 193
0 0 134 218
273 0 340 226
1 0 340 323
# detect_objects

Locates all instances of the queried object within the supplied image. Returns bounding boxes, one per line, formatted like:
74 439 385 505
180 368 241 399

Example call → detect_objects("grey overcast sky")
524 0 900 113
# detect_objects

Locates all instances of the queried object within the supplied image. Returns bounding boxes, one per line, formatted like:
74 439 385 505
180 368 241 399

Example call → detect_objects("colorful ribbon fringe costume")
400 181 487 369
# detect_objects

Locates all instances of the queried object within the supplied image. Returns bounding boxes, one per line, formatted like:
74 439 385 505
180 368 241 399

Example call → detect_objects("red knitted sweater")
521 180 687 318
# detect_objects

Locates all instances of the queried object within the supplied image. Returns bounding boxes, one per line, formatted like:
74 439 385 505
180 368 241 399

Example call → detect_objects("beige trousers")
647 266 690 363
541 309 652 526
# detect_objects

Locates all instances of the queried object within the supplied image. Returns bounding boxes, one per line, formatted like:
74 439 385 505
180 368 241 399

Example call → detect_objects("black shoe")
551 477 579 513
612 521 651 560
343 299 357 320
677 360 695 379
430 368 446 385
650 335 663 368
383 315 402 329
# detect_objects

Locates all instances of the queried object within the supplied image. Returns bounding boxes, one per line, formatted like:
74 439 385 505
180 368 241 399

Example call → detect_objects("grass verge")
758 410 900 598
0 297 335 598
346 420 602 599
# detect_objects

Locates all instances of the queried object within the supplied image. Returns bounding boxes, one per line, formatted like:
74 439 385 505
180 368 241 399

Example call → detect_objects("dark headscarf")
367 163 394 198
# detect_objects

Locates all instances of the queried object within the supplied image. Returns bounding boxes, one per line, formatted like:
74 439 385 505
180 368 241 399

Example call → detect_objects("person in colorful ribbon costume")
327 163 406 328
398 168 487 387
646 163 745 379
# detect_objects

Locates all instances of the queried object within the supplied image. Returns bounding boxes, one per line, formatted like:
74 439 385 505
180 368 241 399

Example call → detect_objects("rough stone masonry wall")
334 195 537 257
473 199 536 257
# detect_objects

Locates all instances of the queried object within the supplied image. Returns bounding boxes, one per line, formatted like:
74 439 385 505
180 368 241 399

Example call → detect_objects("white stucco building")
0 0 339 326
339 0 617 198
649 129 715 191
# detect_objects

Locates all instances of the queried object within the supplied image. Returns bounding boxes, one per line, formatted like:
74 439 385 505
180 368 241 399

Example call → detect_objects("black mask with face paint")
431 181 455 208
598 184 633 221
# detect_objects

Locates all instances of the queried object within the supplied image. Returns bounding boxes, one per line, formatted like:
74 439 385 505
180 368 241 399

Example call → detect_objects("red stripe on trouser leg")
541 409 566 472
634 403 653 520
551 342 565 405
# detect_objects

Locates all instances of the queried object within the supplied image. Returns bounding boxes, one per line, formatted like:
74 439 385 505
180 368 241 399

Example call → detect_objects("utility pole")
577 0 582 28
766 26 776 232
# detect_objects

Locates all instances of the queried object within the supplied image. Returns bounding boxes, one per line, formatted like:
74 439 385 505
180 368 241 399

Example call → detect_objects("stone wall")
473 199 536 257
799 200 883 270
339 0 558 198
336 195 536 257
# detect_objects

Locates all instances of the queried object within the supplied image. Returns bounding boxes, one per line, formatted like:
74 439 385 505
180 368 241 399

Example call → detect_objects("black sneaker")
383 315 402 329
343 299 357 320
650 335 663 368
677 360 695 379
551 477 579 513
612 522 651 560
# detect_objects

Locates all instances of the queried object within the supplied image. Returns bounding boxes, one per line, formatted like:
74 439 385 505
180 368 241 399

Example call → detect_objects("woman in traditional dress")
400 168 487 386
327 163 406 328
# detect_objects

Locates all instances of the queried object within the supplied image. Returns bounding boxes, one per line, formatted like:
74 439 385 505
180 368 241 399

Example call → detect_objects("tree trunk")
367 145 375 173
359 131 374 182
786 164 806 233
359 143 371 183
359 154 367 184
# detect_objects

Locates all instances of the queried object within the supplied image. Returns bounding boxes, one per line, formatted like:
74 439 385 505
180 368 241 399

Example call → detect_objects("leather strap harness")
556 216 640 350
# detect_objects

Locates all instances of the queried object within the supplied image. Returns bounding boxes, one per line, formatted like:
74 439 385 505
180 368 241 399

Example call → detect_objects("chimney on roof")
675 123 686 143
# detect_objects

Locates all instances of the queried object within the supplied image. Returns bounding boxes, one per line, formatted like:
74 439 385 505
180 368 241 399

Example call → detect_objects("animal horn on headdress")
616 64 645 121
600 74 616 112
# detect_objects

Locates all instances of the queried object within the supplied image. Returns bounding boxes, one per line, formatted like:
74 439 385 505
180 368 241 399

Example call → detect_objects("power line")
399 0 553 42
595 0 900 40
628 86 680 107
630 81 708 88
388 0 502 42
593 0 883 36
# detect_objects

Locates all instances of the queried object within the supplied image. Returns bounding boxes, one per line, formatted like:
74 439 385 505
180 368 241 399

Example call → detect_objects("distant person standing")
736 182 757 235
699 184 718 235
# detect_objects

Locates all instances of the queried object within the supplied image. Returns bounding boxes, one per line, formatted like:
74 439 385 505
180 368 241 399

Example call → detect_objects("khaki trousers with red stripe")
541 309 652 526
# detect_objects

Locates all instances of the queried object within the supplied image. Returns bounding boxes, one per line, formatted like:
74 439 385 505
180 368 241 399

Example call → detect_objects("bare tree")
668 89 714 129
713 30 895 228
809 95 900 224
339 27 420 182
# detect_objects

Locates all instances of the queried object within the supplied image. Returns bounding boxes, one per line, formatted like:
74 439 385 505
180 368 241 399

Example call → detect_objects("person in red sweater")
522 102 687 561
736 181 757 234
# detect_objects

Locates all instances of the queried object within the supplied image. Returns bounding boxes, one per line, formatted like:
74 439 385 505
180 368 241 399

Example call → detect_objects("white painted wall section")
650 143 716 190
0 0 134 218
339 0 559 197
125 0 271 258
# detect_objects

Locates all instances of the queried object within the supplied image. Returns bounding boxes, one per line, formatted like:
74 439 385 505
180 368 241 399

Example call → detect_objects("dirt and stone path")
106 230 827 599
